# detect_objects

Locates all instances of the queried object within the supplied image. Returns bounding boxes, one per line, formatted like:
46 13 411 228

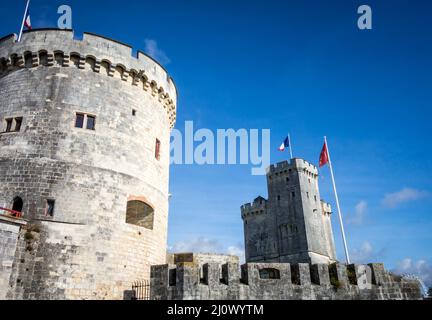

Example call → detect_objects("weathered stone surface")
150 254 423 300
0 29 177 300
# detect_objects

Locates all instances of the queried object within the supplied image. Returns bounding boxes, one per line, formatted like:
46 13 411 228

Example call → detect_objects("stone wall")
150 254 423 300
0 29 177 300
0 216 26 299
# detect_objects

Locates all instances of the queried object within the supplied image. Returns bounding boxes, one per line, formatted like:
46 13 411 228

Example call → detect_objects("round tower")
0 29 177 300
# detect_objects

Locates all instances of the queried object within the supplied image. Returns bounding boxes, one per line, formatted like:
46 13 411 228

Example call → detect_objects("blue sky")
1 0 431 286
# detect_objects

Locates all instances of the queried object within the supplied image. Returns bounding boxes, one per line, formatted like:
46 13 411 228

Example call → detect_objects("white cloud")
347 200 367 225
350 241 387 264
393 258 432 288
227 246 246 264
169 237 222 253
351 241 374 263
381 188 428 208
169 237 245 264
144 39 171 65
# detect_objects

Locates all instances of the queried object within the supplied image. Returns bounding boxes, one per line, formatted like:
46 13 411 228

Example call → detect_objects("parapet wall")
267 158 318 177
150 255 422 300
0 29 177 127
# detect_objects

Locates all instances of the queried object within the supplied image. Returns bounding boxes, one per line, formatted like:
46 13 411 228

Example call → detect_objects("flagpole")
288 134 293 160
324 136 351 264
18 0 31 42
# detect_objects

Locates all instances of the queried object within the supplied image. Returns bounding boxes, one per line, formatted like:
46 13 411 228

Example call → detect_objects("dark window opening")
5 118 13 132
169 268 177 286
14 117 22 132
132 109 137 116
75 113 84 128
126 200 154 230
46 199 55 217
292 192 296 198
259 268 281 280
155 139 161 160
39 51 48 66
12 197 24 213
24 52 33 68
277 195 281 201
86 115 96 130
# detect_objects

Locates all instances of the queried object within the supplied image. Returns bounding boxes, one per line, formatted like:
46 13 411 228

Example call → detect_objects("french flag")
279 136 290 152
24 9 32 30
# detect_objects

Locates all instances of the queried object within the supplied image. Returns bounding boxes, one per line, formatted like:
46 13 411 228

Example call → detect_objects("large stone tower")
241 159 337 265
0 29 176 300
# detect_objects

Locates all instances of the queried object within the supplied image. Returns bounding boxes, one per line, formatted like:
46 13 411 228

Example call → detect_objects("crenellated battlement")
241 196 267 219
150 254 423 300
267 158 318 180
0 29 177 128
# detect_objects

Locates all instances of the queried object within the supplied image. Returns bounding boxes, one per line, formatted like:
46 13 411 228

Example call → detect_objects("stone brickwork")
0 29 177 300
150 254 423 300
0 216 27 299
242 159 336 265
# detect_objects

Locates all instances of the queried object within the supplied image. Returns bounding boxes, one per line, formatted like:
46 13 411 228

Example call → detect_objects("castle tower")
0 30 176 300
241 159 337 265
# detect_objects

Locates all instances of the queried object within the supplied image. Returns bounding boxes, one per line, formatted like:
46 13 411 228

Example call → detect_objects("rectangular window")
75 113 84 128
132 109 137 116
5 118 13 132
292 192 296 198
46 199 55 217
86 115 96 130
155 139 161 160
14 117 23 132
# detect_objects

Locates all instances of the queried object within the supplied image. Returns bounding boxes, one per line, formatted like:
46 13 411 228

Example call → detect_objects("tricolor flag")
18 0 32 42
24 9 32 30
278 136 290 152
319 141 329 167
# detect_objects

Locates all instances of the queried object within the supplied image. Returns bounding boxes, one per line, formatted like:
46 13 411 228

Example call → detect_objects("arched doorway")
12 197 23 213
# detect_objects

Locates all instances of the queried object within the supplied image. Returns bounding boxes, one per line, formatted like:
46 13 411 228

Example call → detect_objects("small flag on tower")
24 9 32 30
278 136 290 152
319 141 329 167
18 0 32 42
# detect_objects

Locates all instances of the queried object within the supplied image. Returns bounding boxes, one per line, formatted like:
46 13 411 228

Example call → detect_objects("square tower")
242 159 337 265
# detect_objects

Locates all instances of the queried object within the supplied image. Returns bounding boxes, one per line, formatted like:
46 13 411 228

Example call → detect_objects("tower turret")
0 29 177 300
242 159 337 265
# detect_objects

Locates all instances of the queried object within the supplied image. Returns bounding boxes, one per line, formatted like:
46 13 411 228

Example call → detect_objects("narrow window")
46 199 55 217
277 195 281 201
5 118 13 132
259 268 281 280
12 197 24 214
292 192 295 198
86 115 96 130
155 139 161 160
132 109 137 116
14 117 23 132
307 192 309 199
75 113 84 128
314 195 317 202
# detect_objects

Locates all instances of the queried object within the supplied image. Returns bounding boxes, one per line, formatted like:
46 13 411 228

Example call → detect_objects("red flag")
319 142 329 167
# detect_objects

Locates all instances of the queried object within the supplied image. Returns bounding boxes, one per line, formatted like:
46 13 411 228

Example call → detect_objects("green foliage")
24 231 34 241
389 273 402 282
330 276 342 289
347 269 356 284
